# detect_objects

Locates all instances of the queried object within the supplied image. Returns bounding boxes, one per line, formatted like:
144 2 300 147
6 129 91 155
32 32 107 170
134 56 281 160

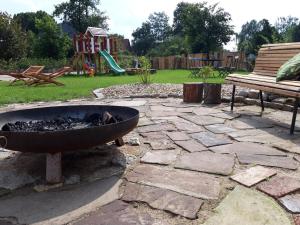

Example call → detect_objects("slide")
99 50 125 74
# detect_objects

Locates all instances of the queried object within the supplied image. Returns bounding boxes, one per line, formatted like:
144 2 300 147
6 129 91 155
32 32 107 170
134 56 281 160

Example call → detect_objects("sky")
1 0 300 50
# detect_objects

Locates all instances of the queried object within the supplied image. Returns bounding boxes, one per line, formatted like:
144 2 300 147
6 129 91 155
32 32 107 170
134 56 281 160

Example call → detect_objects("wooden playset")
72 27 125 75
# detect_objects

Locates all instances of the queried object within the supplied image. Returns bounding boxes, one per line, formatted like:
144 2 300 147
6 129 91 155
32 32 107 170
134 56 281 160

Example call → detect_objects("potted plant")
198 66 222 104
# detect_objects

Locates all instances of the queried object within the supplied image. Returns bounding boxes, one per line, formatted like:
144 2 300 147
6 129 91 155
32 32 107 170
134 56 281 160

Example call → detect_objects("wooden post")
183 82 204 103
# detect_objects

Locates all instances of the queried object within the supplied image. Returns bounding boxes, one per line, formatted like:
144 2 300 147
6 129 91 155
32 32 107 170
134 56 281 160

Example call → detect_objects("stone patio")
0 97 300 225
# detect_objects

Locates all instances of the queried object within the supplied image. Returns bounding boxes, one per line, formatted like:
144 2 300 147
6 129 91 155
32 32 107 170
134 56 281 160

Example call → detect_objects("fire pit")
0 105 139 183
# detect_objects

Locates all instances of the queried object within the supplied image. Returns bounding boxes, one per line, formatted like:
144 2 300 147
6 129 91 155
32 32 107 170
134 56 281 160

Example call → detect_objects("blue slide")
99 50 125 74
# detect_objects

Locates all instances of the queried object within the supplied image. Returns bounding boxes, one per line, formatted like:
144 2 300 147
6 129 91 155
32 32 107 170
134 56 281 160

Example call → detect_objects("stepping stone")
166 132 190 141
210 142 286 156
193 107 221 116
209 112 240 120
230 166 277 187
145 140 177 150
205 124 237 134
191 132 232 147
175 140 207 152
203 186 292 225
111 100 146 107
138 123 177 133
126 164 221 199
138 118 155 127
150 105 174 111
279 194 300 213
294 215 300 225
181 115 225 126
141 150 178 165
257 176 300 198
175 152 235 176
74 200 161 225
229 117 273 130
140 132 168 140
237 154 298 170
171 118 204 133
147 111 181 118
122 182 203 219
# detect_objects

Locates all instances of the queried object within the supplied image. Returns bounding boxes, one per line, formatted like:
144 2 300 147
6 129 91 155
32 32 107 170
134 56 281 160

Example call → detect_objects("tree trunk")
183 82 203 103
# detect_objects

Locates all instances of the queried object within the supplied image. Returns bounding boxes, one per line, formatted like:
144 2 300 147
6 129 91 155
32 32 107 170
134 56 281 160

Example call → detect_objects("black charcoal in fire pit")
1 111 123 132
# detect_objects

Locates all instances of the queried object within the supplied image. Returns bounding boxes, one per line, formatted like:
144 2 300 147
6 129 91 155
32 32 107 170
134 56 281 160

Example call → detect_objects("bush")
138 56 152 84
0 58 68 72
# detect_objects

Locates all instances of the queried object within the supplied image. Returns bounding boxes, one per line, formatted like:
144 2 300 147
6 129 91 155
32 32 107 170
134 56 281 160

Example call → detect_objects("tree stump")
183 82 204 103
203 83 222 104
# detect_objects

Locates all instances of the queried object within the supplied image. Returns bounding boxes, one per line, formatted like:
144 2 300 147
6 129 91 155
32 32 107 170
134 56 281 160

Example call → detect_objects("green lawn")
0 69 246 106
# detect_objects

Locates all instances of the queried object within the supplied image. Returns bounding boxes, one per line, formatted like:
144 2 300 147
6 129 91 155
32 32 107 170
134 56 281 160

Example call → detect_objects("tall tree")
132 22 155 56
132 12 171 55
53 0 108 33
172 2 234 53
0 12 27 60
238 19 276 55
148 12 172 42
275 16 299 42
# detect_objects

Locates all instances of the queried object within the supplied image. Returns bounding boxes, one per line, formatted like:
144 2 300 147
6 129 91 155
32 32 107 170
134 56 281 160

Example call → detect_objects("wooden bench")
226 42 300 134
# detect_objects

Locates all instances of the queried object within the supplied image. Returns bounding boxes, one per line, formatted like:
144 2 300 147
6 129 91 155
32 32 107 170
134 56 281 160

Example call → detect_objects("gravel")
101 83 250 99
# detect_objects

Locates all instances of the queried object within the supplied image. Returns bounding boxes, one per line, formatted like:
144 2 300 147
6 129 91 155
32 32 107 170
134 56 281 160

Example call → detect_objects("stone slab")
171 118 205 133
238 154 298 170
165 131 190 141
210 142 286 156
205 124 237 134
175 140 207 152
126 164 221 199
229 117 273 130
138 123 177 133
122 182 203 219
230 166 277 187
141 150 178 165
203 186 292 225
257 176 300 198
279 194 300 213
294 215 300 225
111 100 146 107
145 140 177 150
209 112 240 120
192 107 221 116
73 200 162 225
0 176 122 225
181 115 225 126
191 132 232 147
175 152 235 176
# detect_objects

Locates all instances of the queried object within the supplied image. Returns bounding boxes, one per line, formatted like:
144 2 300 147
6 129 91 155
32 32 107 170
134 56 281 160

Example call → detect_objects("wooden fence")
151 51 247 70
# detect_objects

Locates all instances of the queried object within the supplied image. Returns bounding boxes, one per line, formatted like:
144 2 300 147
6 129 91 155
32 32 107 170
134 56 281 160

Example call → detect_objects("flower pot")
183 82 204 103
203 83 222 104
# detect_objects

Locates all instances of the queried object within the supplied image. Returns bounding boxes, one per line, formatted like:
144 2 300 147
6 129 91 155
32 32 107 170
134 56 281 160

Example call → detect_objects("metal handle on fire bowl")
0 136 7 149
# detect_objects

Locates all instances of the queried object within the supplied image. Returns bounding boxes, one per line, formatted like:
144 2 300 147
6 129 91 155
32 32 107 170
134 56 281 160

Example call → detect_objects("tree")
275 16 300 42
148 12 172 42
53 0 108 33
132 22 155 56
290 24 300 42
238 19 276 55
0 12 27 60
13 11 49 33
172 2 234 53
33 14 72 59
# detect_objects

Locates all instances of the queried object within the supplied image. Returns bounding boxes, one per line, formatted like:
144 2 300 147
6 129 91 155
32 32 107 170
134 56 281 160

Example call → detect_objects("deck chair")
0 66 45 85
25 67 72 86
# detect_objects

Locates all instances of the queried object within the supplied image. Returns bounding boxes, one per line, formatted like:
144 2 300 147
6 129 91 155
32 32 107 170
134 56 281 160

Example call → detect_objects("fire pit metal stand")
46 152 62 184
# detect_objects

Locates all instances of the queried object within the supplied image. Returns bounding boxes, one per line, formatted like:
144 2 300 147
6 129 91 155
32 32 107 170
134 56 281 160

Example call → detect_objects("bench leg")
259 90 264 112
231 85 236 111
290 98 299 135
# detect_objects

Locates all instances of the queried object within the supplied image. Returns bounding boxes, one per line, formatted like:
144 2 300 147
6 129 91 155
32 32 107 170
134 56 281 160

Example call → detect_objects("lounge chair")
25 67 72 86
0 66 45 85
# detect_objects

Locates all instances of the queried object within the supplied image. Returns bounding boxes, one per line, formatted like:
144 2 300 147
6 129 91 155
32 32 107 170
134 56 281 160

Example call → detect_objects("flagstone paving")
230 166 277 187
0 97 300 225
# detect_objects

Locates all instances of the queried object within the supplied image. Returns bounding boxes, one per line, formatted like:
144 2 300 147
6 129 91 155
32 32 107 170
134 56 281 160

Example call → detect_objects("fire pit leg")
46 152 62 184
115 137 125 146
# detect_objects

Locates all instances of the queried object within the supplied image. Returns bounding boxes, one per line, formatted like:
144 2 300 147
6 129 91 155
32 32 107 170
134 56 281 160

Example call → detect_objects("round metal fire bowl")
0 105 139 153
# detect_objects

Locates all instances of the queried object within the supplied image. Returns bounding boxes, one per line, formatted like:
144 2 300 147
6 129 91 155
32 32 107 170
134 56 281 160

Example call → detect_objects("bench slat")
227 74 300 89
